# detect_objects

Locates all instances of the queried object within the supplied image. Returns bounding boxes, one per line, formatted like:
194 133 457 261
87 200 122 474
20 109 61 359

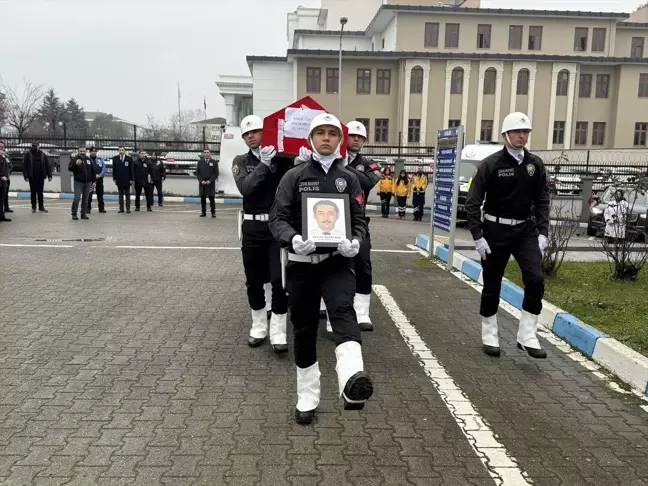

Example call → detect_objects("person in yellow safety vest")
377 167 394 218
392 169 411 220
411 168 428 221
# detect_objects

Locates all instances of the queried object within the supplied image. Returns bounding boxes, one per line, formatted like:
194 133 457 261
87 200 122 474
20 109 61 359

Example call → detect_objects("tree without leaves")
167 109 203 141
541 199 579 278
1 78 45 139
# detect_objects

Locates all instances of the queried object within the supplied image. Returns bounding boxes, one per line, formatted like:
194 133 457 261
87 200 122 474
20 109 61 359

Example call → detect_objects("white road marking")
407 244 648 412
373 284 531 485
0 243 75 248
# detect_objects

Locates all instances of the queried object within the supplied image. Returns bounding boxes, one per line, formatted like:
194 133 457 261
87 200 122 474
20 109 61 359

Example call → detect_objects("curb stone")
415 233 648 397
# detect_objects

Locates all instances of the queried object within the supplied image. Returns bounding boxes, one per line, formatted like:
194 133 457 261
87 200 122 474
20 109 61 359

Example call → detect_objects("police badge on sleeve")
526 164 535 176
335 178 347 192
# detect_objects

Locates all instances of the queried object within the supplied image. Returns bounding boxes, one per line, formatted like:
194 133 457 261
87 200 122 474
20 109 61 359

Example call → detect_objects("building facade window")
592 122 606 146
595 74 610 98
631 37 645 58
579 74 592 97
410 67 423 93
306 67 321 93
445 23 460 48
553 121 565 144
575 122 588 145
556 70 569 96
326 68 338 94
509 25 523 49
528 26 543 50
517 68 529 95
356 69 371 94
592 28 606 52
450 67 464 94
638 73 648 97
574 28 588 52
377 69 391 94
635 123 648 146
408 119 421 143
448 119 461 128
424 22 439 47
356 118 370 137
477 24 491 49
483 68 497 95
480 120 493 141
375 118 389 143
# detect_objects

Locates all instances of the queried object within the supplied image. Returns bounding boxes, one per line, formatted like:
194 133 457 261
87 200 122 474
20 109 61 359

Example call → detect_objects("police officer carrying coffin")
299 121 381 333
233 115 292 354
465 112 550 359
270 113 373 425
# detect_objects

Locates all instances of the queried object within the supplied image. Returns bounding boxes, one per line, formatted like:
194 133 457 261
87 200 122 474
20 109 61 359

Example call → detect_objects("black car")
587 185 648 241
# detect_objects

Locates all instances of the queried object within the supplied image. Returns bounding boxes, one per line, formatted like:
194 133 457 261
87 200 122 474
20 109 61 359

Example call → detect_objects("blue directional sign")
432 128 460 233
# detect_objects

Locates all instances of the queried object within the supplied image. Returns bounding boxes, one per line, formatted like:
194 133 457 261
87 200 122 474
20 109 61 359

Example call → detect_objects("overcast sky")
0 0 643 126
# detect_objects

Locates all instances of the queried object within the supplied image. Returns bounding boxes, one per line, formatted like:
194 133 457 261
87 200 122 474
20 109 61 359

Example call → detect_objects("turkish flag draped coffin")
261 96 348 157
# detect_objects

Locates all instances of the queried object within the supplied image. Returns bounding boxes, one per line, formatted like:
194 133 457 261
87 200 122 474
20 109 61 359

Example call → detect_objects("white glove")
338 238 360 258
538 234 548 251
474 237 491 261
259 146 276 166
294 146 312 165
292 235 315 255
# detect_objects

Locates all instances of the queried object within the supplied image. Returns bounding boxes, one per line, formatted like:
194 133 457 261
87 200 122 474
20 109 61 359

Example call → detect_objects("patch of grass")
505 262 648 356
414 257 435 267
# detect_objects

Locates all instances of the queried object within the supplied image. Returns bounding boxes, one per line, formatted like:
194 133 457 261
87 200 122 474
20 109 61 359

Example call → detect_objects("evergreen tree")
36 88 64 135
63 98 89 137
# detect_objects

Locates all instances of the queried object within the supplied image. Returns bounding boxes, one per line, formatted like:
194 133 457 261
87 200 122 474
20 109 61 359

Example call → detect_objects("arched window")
483 67 497 94
556 69 569 96
410 66 424 94
516 68 529 95
450 67 464 94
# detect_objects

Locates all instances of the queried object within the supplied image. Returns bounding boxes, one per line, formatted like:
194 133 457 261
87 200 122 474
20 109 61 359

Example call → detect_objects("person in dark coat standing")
112 146 134 213
69 147 96 220
0 141 11 222
87 147 107 214
196 149 218 217
0 141 12 215
150 152 166 207
22 142 52 213
133 150 154 212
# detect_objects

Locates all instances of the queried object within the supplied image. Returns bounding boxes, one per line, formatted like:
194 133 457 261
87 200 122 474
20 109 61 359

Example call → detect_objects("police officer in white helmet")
270 113 373 425
233 115 293 354
465 112 550 359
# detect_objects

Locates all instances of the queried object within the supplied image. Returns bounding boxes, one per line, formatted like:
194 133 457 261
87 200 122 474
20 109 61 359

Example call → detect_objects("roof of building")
293 29 366 36
191 117 226 126
618 21 648 28
285 48 648 64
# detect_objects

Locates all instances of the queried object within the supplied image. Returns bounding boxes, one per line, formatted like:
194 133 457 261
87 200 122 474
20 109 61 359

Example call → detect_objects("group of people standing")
377 167 428 220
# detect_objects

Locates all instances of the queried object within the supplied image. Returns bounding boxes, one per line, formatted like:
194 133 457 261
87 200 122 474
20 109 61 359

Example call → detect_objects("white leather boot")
295 362 321 424
269 313 288 354
335 341 373 410
481 315 500 357
517 310 547 359
248 309 267 348
354 293 373 331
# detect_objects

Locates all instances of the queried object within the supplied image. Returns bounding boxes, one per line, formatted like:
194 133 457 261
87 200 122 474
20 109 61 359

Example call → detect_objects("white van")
456 143 503 219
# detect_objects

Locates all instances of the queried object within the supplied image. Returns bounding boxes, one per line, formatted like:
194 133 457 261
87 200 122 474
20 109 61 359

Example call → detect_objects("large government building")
237 0 648 150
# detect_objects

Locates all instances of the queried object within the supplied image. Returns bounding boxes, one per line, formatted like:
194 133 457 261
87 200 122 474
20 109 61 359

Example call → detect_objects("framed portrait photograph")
301 193 352 247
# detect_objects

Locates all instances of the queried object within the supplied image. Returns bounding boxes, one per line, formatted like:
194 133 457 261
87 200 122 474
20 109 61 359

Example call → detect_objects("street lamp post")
338 16 347 119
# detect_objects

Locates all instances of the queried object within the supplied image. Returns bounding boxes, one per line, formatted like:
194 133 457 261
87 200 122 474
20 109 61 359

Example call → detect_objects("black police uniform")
150 157 167 206
233 152 292 341
112 153 134 212
269 158 368 368
134 157 154 211
0 153 10 222
465 147 550 318
345 153 382 329
196 157 219 216
2 155 12 213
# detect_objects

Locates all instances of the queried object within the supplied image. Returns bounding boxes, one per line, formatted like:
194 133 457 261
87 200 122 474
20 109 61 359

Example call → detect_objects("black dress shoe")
39 208 48 213
5 208 13 213
483 345 501 357
199 213 206 217
272 344 288 354
126 209 131 213
81 214 89 220
359 322 373 332
99 210 107 213
147 207 152 212
342 371 373 410
32 208 36 213
247 336 266 348
118 209 125 213
135 208 140 211
0 217 11 222
72 214 78 220
517 343 547 359
294 408 315 425
211 212 216 218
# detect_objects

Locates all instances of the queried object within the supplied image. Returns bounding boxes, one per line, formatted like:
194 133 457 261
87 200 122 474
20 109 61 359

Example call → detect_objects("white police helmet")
346 120 367 138
501 112 532 134
240 115 263 136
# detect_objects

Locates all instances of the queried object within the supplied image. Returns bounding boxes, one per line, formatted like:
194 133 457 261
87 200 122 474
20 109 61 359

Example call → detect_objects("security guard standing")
196 150 218 217
134 151 154 212
0 141 13 215
233 114 292 354
0 141 11 222
465 112 550 359
411 168 428 221
270 113 373 425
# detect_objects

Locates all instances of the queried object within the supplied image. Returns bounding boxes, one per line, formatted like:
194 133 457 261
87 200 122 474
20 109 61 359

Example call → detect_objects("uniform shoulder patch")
335 178 347 192
354 192 365 206
232 163 239 174
526 163 535 176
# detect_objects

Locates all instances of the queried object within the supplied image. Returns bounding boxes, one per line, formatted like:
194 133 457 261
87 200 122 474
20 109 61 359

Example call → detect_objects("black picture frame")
301 193 352 247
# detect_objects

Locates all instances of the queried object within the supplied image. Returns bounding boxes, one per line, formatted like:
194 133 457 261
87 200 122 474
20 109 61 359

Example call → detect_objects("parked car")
587 185 648 241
